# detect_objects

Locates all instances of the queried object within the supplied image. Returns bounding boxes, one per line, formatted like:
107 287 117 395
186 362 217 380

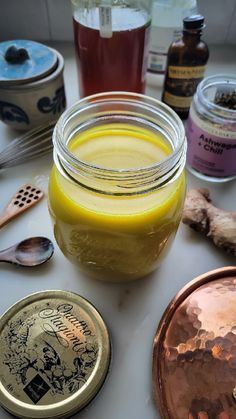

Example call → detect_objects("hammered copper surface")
153 267 236 419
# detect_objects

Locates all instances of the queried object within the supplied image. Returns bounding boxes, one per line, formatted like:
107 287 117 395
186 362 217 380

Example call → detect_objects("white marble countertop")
0 43 235 419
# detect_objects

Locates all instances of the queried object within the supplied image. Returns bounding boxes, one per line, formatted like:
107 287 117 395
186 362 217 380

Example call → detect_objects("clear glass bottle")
162 14 209 120
48 92 186 282
148 0 198 75
71 0 153 97
186 74 236 182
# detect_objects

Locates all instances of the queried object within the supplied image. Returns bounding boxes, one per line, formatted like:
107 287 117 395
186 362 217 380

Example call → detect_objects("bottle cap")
183 14 205 30
0 290 111 418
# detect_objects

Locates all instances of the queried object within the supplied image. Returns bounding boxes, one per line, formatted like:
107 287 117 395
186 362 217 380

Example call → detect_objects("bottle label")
148 26 182 73
163 91 193 108
99 5 112 38
168 65 206 79
163 65 206 110
148 52 167 73
186 107 236 177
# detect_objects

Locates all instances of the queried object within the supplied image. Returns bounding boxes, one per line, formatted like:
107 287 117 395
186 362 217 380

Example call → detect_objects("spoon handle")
0 246 15 263
0 184 44 229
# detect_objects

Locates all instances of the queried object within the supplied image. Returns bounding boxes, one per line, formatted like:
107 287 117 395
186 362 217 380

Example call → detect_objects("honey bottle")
162 14 209 119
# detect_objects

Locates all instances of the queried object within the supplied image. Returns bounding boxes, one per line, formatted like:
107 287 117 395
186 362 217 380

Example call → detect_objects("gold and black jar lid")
0 290 111 418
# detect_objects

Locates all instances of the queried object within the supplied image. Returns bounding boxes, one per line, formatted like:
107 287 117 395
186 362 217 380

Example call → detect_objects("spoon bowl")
0 237 54 267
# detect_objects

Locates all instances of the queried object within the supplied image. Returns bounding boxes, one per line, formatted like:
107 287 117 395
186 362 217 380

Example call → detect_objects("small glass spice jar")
48 92 186 282
186 74 236 182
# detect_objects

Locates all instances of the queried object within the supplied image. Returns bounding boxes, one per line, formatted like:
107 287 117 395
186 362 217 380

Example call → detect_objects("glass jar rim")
196 74 236 120
54 92 185 171
53 92 186 194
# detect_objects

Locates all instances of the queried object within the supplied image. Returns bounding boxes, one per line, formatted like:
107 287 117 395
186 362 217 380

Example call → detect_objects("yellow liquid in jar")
48 124 185 281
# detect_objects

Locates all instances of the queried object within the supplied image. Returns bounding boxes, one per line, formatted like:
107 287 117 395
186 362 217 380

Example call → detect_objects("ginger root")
182 188 236 256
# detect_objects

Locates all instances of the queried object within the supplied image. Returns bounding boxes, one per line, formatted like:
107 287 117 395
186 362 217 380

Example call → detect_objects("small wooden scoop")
0 184 44 229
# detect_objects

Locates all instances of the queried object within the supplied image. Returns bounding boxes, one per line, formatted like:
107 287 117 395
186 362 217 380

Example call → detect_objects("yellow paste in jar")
48 123 185 281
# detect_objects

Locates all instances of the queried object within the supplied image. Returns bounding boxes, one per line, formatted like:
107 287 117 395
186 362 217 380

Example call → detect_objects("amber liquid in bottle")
162 15 209 119
73 7 150 97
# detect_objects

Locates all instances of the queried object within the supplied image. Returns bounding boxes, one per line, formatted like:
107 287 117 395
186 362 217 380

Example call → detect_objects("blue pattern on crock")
37 86 66 114
0 101 29 124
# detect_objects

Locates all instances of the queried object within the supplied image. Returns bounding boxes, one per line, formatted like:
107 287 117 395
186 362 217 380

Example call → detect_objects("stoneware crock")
0 40 66 131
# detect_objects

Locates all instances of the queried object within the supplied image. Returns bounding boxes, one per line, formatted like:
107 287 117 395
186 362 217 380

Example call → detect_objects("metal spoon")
0 237 54 267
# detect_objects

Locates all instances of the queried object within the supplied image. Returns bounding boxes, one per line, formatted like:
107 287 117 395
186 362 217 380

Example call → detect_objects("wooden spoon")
0 184 44 229
0 237 54 267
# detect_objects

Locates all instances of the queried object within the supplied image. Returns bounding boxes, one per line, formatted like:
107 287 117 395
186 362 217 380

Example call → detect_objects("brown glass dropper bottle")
162 14 209 120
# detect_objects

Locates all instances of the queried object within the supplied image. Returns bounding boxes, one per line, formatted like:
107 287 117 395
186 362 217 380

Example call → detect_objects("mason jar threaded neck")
53 92 186 195
194 74 236 123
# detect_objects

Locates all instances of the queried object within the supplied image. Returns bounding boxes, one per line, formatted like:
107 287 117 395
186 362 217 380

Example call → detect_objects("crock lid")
153 266 236 419
0 290 110 418
0 40 58 86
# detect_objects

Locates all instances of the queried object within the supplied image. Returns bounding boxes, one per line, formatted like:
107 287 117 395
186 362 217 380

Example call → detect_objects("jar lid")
153 266 236 418
0 290 110 419
0 40 58 86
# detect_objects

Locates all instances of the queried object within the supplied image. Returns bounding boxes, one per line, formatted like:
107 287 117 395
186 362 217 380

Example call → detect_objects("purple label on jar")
186 115 236 177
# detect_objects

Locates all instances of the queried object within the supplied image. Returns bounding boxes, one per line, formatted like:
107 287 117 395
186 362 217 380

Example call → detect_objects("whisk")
0 121 55 170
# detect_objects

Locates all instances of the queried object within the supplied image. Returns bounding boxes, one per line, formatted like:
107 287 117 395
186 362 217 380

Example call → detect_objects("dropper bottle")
162 14 209 119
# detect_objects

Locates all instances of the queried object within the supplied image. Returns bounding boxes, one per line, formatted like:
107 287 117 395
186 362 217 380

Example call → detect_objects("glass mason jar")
186 74 236 182
71 0 153 97
48 92 186 282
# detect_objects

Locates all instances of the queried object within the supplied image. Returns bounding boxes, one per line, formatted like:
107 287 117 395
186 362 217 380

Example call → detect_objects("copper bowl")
153 266 236 419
